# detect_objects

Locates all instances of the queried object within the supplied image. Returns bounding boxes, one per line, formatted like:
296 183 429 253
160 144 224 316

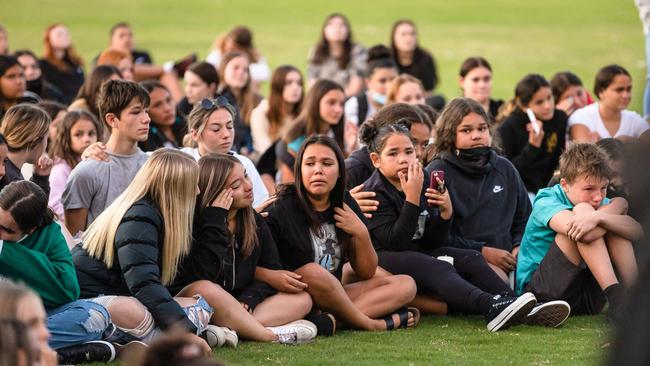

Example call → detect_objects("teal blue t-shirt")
287 136 307 154
515 184 609 294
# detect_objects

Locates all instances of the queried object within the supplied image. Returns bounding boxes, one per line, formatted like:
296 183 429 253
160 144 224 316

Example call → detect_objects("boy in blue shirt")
517 143 643 321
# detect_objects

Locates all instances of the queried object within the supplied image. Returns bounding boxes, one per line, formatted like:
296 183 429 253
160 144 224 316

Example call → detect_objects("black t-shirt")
488 99 504 122
497 108 567 193
39 58 85 105
362 169 449 252
265 186 367 280
139 116 187 152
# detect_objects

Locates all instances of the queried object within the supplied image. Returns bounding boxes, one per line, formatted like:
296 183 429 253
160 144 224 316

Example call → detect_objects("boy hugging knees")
516 143 643 322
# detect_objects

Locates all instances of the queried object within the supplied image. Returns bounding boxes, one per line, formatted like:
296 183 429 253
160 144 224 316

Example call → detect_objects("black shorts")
525 241 606 315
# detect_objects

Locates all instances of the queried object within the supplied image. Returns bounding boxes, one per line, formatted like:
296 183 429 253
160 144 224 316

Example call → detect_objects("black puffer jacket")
73 197 196 333
171 207 281 310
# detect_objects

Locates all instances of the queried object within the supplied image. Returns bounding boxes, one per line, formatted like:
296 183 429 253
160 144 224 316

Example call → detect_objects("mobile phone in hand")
526 108 541 135
430 170 446 193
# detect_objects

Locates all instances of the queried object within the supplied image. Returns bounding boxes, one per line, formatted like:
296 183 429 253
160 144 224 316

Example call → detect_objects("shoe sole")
487 293 537 332
523 301 571 327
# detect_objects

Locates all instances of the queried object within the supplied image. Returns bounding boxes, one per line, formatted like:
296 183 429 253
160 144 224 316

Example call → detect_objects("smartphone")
430 170 446 193
526 108 541 135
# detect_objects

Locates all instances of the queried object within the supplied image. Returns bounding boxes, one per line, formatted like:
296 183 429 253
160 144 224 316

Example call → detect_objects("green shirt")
516 184 609 294
0 221 80 309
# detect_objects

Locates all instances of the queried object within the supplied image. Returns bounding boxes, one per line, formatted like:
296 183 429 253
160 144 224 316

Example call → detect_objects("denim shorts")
182 295 214 335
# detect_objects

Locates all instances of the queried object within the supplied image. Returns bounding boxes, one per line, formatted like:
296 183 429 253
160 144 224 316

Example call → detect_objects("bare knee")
107 297 147 328
573 202 595 214
296 263 339 294
386 275 417 304
181 280 226 298
292 291 314 314
296 263 328 284
604 231 629 244
555 233 582 266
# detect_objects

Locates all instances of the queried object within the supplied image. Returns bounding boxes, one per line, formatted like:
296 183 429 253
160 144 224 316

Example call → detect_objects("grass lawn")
214 315 610 365
92 315 610 365
2 0 646 112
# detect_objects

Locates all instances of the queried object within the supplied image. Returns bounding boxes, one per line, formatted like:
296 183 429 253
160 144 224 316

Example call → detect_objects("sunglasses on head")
200 96 232 111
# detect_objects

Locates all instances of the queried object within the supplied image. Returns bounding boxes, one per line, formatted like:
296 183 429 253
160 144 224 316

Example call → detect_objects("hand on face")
399 160 423 205
211 188 234 210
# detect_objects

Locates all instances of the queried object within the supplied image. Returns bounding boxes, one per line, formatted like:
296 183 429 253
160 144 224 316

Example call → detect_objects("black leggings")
378 247 513 314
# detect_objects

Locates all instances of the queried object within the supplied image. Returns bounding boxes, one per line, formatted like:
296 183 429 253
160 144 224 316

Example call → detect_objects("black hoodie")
497 108 567 193
425 149 531 252
362 169 450 252
345 147 374 189
171 207 281 310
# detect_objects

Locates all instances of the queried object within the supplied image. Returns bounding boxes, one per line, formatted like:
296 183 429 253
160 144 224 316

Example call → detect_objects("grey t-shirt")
62 149 148 227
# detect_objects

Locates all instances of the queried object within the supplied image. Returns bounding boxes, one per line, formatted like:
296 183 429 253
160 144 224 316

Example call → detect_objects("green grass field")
3 1 625 364
90 315 610 365
2 0 646 112
212 315 611 366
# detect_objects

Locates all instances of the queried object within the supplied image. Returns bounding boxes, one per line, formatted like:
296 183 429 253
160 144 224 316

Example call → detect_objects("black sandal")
383 307 421 330
305 311 336 336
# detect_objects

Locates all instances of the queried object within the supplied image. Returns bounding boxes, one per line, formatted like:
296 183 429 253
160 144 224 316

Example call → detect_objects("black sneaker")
485 292 537 332
104 326 140 345
523 300 571 327
57 340 116 364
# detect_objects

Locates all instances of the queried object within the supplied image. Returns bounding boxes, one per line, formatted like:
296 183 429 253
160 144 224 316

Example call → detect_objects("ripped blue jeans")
46 299 111 350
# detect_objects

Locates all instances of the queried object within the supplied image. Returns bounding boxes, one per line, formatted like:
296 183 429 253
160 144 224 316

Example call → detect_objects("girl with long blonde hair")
73 149 214 350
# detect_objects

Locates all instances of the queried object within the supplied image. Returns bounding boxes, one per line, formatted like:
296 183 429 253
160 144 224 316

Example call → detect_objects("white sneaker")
203 325 238 348
267 320 317 345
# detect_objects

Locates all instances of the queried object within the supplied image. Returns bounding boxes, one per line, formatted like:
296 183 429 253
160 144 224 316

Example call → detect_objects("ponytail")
359 119 411 154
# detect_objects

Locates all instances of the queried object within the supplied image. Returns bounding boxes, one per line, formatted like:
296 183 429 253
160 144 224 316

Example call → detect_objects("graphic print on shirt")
310 223 341 274
493 185 504 193
413 210 430 240
546 132 558 153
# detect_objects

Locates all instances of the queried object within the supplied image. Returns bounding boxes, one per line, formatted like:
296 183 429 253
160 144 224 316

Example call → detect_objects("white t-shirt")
568 103 649 139
206 50 271 83
180 147 269 207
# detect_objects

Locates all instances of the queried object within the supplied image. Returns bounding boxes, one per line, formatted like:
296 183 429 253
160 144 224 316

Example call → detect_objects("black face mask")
455 146 492 162
26 77 43 94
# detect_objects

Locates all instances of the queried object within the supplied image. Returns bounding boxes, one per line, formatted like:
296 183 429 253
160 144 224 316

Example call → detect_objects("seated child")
425 98 531 282
516 143 643 322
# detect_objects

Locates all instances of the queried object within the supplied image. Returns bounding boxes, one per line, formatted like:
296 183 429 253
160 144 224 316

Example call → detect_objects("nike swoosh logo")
493 186 504 193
